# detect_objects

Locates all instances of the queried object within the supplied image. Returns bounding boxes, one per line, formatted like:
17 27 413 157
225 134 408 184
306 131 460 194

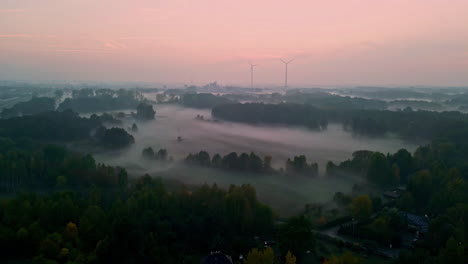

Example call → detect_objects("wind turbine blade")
280 59 287 64
287 59 295 64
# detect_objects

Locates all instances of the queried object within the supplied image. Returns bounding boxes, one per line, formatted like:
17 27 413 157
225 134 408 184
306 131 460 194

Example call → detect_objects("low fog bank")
158 164 364 216
89 105 420 215
94 105 419 172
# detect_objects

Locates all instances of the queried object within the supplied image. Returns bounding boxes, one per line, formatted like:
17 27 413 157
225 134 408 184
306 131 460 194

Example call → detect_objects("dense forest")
0 88 467 263
1 97 56 119
57 89 144 113
212 103 468 141
181 93 234 109
212 103 329 130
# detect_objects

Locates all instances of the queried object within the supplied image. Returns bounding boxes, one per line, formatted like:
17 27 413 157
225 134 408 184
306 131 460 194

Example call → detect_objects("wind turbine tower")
280 59 295 88
249 63 257 88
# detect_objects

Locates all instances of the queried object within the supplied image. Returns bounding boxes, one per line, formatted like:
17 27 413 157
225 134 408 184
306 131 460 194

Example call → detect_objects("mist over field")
2 0 467 261
90 104 419 215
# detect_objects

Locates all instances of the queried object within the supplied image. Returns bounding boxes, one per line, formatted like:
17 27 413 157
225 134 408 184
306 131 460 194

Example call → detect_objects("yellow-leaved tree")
244 247 274 264
328 251 361 264
285 250 297 264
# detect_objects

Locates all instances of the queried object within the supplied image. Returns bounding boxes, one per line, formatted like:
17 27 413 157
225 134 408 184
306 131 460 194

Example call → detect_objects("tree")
367 152 395 187
196 151 210 166
99 127 134 148
333 192 352 207
263 156 273 173
351 195 372 221
390 149 413 183
238 153 250 170
279 215 314 258
182 93 232 109
285 251 297 264
328 251 361 264
212 154 222 167
142 147 155 159
437 237 464 264
244 247 274 264
135 103 155 120
157 149 168 161
131 123 138 132
222 152 238 169
64 222 79 244
1 97 55 118
248 152 263 172
407 170 433 209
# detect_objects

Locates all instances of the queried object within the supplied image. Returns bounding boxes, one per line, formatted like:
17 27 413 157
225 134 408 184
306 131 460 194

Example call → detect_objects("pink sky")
1 0 467 86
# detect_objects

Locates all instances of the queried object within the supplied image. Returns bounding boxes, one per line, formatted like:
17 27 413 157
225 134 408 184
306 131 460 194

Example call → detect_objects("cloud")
0 34 35 38
0 34 56 39
0 9 24 13
103 40 127 50
139 7 170 22
46 48 114 53
140 8 161 13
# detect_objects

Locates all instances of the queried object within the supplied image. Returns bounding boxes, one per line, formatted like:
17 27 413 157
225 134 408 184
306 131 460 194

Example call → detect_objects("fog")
92 104 420 215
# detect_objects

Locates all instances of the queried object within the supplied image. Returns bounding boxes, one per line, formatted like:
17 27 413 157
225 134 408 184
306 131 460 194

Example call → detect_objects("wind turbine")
280 59 295 88
249 62 257 88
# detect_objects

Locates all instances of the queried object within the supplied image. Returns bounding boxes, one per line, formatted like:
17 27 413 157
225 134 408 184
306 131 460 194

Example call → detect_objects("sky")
0 0 467 87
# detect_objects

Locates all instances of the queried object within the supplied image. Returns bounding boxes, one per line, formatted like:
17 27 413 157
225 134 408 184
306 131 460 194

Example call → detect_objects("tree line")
184 151 318 177
212 103 468 141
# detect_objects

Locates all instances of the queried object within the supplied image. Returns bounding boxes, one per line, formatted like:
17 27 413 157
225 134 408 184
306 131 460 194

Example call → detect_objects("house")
201 251 233 264
383 190 401 199
403 212 429 233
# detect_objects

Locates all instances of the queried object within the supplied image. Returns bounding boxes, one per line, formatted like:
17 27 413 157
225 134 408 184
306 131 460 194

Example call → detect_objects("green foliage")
212 103 328 130
333 192 352 207
96 127 135 148
212 102 468 142
285 155 318 176
0 140 128 191
437 237 464 264
389 149 413 183
0 110 101 141
135 102 155 120
350 195 372 221
58 88 143 113
142 147 168 161
278 215 314 258
182 93 233 109
1 97 55 119
327 150 374 177
186 151 275 174
367 152 396 187
0 179 275 263
407 170 433 210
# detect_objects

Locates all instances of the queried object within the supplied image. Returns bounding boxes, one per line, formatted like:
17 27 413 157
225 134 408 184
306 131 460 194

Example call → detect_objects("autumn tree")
328 251 361 264
285 250 297 264
351 195 373 221
244 247 274 264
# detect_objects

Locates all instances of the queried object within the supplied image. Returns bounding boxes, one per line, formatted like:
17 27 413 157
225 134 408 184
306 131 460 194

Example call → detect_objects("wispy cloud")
0 46 114 53
0 34 35 38
0 34 56 39
103 40 127 50
0 9 24 13
139 7 170 22
140 8 161 13
47 48 114 53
